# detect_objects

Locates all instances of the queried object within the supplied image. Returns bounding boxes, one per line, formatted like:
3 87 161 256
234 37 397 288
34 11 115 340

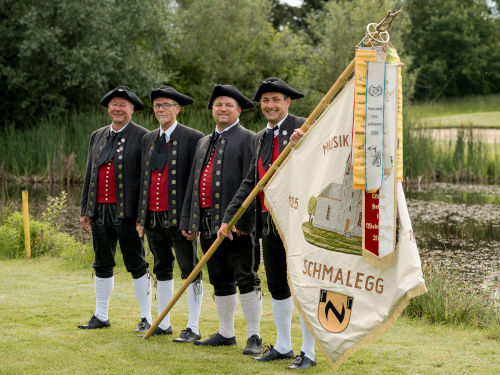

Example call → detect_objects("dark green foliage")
0 0 170 124
166 0 305 122
270 0 328 32
405 0 500 100
1 0 499 126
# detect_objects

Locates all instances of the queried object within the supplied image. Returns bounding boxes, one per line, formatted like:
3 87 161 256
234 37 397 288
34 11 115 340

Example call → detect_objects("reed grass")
404 261 500 338
0 107 262 183
1 103 499 184
403 117 500 184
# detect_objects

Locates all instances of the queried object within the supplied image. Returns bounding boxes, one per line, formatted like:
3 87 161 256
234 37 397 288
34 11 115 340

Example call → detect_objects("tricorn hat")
100 86 144 110
151 85 194 106
253 77 304 101
208 84 254 110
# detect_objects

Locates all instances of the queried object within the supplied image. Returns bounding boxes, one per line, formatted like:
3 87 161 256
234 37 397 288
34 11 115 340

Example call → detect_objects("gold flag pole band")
142 10 402 341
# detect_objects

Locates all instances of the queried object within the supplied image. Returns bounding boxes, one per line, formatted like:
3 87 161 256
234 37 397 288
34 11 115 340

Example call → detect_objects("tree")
166 0 305 123
405 0 500 100
308 196 317 223
0 0 173 124
291 0 413 114
270 0 329 32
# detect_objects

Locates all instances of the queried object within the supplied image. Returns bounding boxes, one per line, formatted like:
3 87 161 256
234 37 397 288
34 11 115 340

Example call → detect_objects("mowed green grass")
1 258 499 375
419 112 500 128
408 94 500 129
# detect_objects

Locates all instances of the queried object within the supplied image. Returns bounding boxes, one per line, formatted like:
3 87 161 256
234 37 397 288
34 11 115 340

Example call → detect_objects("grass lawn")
418 112 500 129
408 94 500 129
408 94 500 118
1 257 499 375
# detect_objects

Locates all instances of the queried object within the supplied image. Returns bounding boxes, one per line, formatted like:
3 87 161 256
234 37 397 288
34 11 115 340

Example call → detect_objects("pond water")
1 181 499 300
405 182 499 301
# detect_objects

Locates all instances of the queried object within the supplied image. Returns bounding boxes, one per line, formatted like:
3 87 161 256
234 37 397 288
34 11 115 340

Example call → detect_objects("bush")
0 211 89 259
405 261 500 336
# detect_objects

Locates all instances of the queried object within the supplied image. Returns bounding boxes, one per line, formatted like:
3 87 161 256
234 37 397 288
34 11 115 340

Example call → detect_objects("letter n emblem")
318 289 353 333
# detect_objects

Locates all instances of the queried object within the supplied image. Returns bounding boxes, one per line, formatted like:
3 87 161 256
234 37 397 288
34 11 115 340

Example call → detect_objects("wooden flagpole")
142 11 401 340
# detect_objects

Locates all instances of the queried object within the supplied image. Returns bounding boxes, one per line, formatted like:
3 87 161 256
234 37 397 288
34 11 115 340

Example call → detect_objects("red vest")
258 136 279 212
97 159 117 203
148 142 169 212
200 145 216 208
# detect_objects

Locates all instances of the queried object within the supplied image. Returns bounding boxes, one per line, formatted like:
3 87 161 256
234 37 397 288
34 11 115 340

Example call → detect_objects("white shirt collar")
266 113 288 136
110 122 129 134
159 121 178 141
215 119 239 135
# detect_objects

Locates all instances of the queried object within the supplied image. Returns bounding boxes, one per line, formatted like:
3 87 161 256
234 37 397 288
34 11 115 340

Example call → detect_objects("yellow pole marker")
22 190 31 259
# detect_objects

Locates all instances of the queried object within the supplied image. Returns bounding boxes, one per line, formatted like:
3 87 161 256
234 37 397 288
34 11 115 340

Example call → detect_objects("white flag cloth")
263 80 427 369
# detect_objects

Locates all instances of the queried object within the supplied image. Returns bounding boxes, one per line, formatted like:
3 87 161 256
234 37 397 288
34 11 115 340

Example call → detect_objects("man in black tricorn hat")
219 78 316 369
136 86 204 341
79 86 152 332
180 84 262 355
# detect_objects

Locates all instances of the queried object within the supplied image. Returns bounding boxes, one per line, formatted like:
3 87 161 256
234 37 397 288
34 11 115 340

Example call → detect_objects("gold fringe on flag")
352 48 377 190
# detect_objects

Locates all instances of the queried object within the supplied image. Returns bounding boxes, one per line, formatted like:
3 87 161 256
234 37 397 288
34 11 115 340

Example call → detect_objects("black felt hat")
207 84 254 110
150 86 194 106
100 86 144 110
253 77 304 101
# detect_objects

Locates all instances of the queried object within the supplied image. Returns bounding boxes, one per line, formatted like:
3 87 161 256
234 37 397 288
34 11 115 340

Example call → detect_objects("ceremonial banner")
352 48 376 190
386 46 404 182
264 79 426 369
362 63 398 268
364 61 386 192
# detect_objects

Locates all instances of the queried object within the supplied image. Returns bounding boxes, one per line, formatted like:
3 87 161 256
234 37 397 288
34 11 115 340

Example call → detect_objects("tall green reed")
403 116 499 184
1 107 498 183
0 107 263 183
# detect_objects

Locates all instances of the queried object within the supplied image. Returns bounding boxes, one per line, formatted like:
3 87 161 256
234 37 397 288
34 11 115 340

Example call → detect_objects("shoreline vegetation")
1 95 499 185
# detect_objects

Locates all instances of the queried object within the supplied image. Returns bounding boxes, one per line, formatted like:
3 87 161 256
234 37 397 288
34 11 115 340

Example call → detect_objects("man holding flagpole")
219 78 316 370
136 86 204 340
180 85 263 355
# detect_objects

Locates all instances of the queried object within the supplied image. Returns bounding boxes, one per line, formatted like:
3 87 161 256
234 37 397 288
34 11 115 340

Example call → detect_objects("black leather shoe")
287 352 316 370
243 334 262 355
134 317 151 332
138 326 172 337
194 332 236 346
254 345 293 361
78 315 110 329
173 328 201 343
152 326 173 336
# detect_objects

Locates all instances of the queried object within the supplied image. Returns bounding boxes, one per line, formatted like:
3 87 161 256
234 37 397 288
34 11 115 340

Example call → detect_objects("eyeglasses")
153 103 178 110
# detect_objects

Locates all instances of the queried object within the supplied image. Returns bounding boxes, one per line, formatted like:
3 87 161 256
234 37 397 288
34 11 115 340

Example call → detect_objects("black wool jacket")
137 123 204 227
180 123 255 235
223 114 305 237
81 121 148 219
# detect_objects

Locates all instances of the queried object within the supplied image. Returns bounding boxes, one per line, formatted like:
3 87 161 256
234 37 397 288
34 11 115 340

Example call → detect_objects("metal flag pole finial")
359 10 402 47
